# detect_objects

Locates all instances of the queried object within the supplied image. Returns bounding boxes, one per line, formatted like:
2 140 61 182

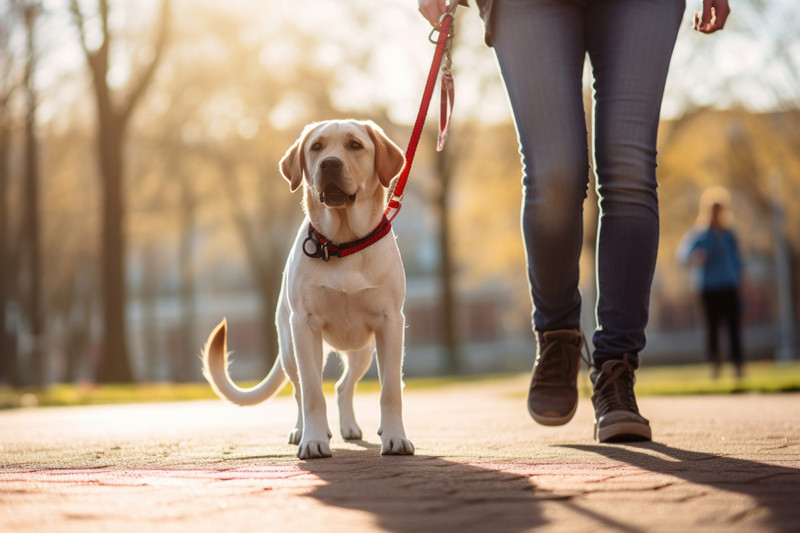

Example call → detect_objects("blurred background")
0 0 797 387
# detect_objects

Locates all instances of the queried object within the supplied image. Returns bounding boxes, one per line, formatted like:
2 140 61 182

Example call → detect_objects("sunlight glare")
237 118 260 140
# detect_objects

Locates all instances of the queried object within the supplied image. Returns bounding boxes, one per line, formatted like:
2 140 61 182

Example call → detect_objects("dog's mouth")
319 184 357 208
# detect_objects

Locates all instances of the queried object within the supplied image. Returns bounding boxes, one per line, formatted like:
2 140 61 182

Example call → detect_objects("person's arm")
677 230 707 266
693 0 731 34
688 247 707 267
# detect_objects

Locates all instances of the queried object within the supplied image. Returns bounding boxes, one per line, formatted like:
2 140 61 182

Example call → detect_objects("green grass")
1 361 799 409
0 373 507 409
632 360 800 396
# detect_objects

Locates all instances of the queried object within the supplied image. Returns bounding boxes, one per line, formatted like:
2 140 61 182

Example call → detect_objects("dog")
202 119 414 459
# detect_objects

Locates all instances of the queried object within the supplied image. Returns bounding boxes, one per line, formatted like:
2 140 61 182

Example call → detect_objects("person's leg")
702 290 723 377
493 0 589 333
585 0 684 442
724 288 744 376
492 0 589 426
587 0 684 369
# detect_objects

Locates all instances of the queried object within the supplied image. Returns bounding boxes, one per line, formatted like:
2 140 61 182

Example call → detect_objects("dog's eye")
309 142 322 151
348 140 363 150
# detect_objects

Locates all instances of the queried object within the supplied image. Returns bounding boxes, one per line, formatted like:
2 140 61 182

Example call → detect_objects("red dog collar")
303 215 392 261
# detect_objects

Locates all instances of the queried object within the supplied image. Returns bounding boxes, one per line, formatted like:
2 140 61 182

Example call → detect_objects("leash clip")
428 12 455 44
303 231 331 261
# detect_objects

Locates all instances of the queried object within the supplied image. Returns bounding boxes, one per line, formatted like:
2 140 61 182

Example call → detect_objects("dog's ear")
365 122 405 188
280 125 314 192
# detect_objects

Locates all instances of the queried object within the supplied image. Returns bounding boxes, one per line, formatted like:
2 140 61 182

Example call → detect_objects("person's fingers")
695 1 730 34
693 11 701 31
418 0 447 27
700 0 714 29
713 1 730 30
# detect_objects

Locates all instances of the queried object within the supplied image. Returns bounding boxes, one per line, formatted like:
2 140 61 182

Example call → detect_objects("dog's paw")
380 436 415 456
298 440 332 459
288 428 302 445
341 423 363 440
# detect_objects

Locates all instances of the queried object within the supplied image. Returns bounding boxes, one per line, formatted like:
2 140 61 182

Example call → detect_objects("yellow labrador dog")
202 119 414 459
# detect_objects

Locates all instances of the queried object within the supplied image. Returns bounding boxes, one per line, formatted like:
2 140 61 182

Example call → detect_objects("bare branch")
120 0 172 126
68 0 90 57
0 11 14 101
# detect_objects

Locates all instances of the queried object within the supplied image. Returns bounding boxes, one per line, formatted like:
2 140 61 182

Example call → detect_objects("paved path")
1 375 799 532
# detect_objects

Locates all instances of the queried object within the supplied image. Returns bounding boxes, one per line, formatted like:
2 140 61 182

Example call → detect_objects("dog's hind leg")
337 344 374 440
277 311 304 445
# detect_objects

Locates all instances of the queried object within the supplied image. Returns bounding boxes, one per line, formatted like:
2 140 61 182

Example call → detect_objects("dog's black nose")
320 157 343 172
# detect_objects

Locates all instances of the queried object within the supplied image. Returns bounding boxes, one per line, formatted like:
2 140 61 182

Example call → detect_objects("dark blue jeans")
492 0 685 368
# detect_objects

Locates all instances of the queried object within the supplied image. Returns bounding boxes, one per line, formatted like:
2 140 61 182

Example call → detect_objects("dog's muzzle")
318 157 356 207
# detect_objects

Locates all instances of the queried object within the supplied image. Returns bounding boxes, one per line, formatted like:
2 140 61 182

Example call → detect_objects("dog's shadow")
560 442 800 529
298 448 546 533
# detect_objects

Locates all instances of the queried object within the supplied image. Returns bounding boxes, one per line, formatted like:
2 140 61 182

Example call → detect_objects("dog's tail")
201 318 288 406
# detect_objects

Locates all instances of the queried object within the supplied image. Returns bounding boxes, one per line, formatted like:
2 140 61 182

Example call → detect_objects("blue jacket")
678 228 742 291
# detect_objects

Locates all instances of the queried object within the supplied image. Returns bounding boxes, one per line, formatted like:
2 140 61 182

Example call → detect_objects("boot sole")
594 420 652 443
528 401 578 427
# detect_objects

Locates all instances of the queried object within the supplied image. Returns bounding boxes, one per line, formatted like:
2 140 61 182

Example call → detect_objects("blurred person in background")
678 186 745 379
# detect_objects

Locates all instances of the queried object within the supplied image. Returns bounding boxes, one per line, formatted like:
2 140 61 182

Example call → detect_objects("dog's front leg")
375 312 414 455
291 317 332 459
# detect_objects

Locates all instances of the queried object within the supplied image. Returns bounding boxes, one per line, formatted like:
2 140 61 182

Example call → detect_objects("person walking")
417 0 730 442
678 187 745 379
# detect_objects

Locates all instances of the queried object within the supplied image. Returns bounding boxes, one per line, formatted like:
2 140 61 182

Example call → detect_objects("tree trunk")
64 270 92 382
95 120 133 382
141 244 160 381
70 0 171 383
0 83 12 384
22 5 44 386
435 146 461 374
176 180 197 382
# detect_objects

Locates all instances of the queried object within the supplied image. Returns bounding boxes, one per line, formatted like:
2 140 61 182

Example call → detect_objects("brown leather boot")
591 354 651 442
527 329 584 426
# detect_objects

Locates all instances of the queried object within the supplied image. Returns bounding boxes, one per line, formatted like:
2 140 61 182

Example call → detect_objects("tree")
423 126 462 374
0 6 18 385
127 2 304 376
18 0 44 386
69 0 171 382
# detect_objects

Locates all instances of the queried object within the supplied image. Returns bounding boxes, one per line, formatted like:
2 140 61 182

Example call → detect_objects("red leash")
385 8 456 222
304 9 456 262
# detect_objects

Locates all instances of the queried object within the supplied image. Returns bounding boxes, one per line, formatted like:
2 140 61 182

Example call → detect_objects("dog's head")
279 120 405 209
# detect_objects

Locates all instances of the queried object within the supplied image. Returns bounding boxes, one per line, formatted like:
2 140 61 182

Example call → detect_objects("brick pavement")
1 375 799 532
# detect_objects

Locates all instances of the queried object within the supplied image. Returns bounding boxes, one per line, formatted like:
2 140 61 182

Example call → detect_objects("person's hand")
418 0 448 28
690 249 708 266
693 0 730 33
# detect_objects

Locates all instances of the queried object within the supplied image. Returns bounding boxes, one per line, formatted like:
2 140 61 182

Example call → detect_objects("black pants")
700 288 744 368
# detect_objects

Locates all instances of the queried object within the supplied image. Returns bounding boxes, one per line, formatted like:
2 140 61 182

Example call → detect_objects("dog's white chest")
294 264 399 351
310 272 384 319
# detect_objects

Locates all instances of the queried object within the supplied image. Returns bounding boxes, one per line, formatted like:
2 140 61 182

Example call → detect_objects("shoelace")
535 335 588 386
593 360 640 415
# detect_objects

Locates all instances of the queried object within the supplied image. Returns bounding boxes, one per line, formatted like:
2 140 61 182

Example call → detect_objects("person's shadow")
298 442 645 533
299 444 544 533
298 441 800 532
561 442 800 529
